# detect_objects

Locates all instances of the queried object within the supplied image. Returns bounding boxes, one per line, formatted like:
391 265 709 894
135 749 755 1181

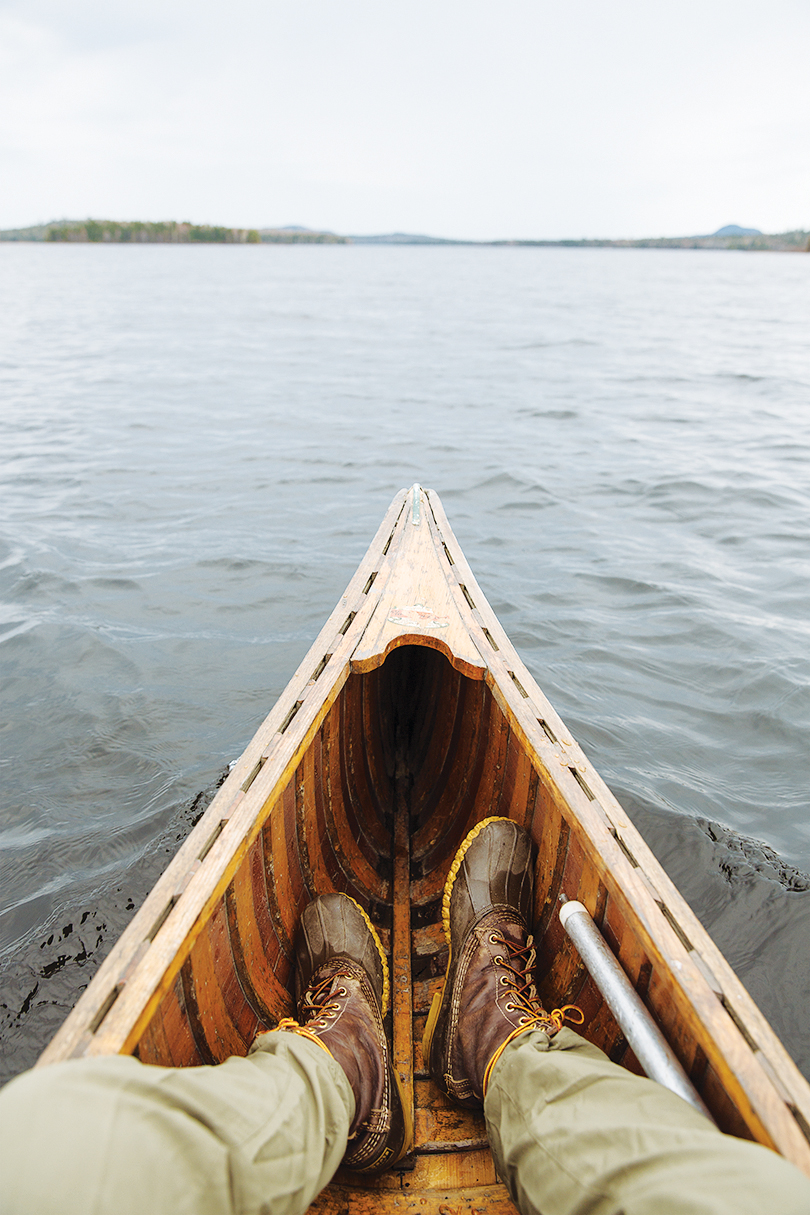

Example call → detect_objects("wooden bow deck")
38 486 810 1212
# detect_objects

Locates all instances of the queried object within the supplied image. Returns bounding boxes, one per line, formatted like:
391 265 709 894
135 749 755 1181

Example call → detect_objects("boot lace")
276 972 351 1052
482 928 584 1095
300 973 350 1028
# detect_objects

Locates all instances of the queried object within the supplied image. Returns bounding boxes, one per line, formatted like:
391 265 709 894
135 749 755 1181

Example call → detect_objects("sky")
1 0 808 241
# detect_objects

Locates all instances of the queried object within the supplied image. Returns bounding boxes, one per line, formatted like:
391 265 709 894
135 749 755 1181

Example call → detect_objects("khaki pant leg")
0 1032 353 1215
484 1027 810 1215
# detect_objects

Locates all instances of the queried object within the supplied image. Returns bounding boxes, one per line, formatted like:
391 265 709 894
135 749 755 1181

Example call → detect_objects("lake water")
1 242 809 1080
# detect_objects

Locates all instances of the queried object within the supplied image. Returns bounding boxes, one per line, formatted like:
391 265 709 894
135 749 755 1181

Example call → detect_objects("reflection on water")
0 243 809 1078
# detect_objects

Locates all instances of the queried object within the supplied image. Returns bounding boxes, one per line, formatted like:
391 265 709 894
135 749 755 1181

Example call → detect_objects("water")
1 242 809 1078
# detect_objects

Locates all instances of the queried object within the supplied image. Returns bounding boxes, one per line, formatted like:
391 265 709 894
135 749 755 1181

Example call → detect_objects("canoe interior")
132 644 750 1211
37 486 810 1208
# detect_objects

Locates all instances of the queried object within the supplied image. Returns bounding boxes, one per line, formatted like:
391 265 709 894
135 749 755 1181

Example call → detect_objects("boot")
278 892 412 1172
422 816 582 1108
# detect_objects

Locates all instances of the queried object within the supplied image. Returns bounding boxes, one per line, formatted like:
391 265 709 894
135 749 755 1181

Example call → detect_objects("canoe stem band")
411 482 421 525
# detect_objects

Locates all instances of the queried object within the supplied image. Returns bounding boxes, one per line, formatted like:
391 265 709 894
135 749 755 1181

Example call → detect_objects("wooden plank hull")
39 486 810 1210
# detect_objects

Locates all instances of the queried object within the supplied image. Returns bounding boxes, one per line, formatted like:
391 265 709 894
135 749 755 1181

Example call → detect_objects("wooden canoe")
39 485 810 1210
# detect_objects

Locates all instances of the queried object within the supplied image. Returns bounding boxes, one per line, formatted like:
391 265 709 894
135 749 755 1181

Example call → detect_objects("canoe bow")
36 485 810 1201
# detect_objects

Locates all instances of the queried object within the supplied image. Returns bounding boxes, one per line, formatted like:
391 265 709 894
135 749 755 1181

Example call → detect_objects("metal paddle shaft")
559 898 712 1120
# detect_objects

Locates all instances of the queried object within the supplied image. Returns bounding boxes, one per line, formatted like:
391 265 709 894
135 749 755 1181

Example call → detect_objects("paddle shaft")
559 899 712 1120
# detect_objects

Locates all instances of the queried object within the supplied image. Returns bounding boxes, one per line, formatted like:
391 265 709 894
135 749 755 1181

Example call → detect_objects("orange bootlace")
276 972 352 1058
482 929 584 1095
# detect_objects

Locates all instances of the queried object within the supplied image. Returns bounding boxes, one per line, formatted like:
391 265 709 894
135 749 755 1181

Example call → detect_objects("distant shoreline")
0 220 346 245
1 219 808 251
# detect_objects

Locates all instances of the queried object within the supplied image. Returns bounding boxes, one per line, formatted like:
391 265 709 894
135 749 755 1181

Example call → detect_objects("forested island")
0 220 347 244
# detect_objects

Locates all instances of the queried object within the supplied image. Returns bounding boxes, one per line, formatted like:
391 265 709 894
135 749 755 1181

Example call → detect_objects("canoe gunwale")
35 486 810 1179
36 490 409 1066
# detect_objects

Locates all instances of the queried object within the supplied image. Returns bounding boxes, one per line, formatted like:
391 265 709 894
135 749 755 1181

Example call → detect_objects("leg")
0 893 409 1215
0 1030 352 1215
486 1026 810 1215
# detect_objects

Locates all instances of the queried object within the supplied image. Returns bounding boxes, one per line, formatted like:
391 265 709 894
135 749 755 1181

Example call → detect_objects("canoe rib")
37 485 810 1196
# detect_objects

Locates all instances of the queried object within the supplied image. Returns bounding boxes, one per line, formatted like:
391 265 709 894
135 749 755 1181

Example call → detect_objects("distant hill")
347 232 468 245
711 224 762 237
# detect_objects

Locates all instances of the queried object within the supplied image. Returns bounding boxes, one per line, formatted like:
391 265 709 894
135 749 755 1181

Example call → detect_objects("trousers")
2 1027 810 1215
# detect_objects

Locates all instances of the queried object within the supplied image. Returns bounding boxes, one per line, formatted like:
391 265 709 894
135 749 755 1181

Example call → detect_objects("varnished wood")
37 484 810 1201
392 787 415 1139
352 492 487 681
309 1184 517 1215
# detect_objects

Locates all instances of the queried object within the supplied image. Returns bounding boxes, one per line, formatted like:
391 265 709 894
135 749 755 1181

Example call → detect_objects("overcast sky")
1 0 808 240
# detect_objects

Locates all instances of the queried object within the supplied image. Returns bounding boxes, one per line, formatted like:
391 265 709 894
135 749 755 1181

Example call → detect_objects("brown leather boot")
277 892 412 1172
423 816 581 1108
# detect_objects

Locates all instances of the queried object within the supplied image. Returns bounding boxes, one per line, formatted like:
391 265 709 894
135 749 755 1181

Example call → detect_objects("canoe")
39 485 810 1210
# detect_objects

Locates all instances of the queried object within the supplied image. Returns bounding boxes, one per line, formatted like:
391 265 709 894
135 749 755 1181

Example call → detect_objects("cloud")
1 0 809 237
